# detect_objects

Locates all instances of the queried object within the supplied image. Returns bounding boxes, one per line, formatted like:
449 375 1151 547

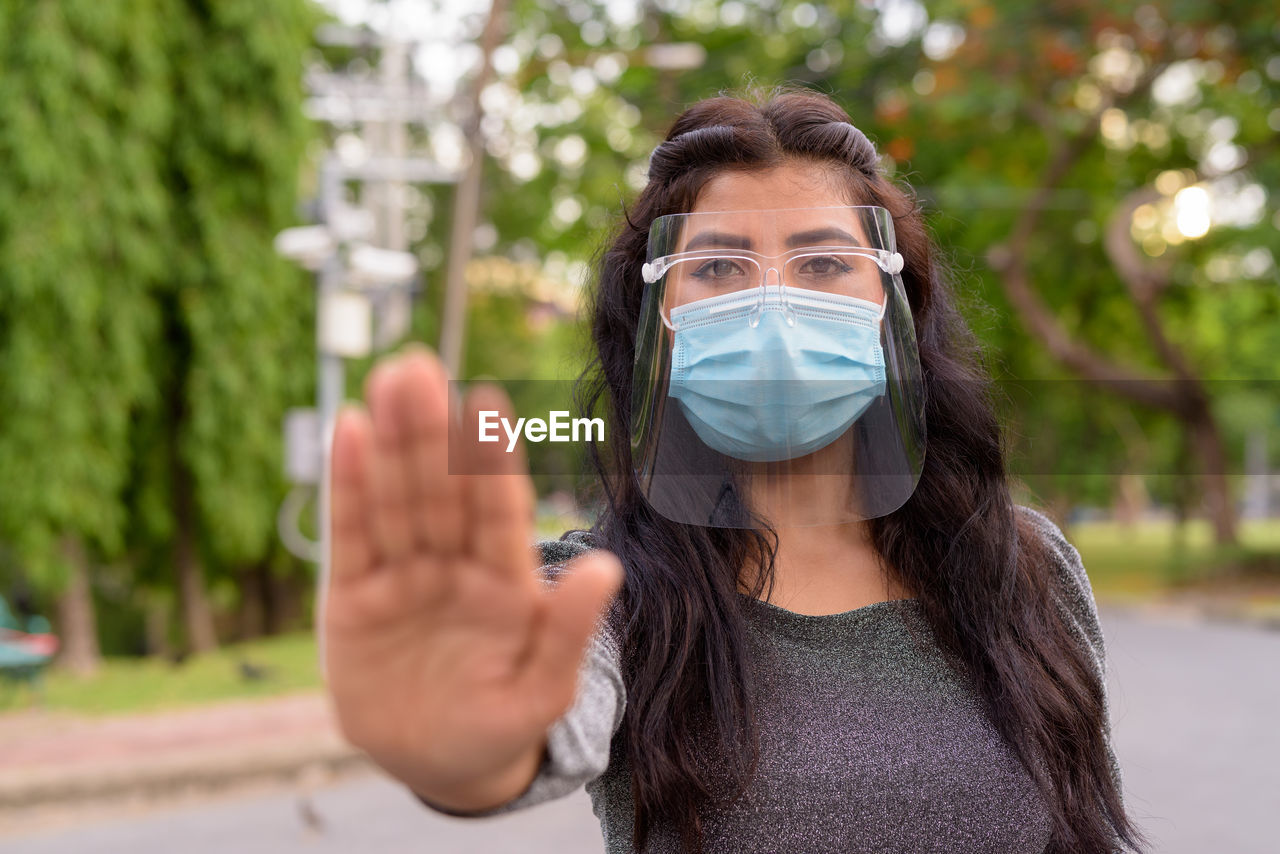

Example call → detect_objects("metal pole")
439 0 509 378
315 155 345 673
377 39 413 352
383 39 408 253
293 27 464 676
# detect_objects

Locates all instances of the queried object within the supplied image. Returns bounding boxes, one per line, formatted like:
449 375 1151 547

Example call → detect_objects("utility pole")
363 36 415 350
439 0 510 378
276 24 459 671
373 39 409 252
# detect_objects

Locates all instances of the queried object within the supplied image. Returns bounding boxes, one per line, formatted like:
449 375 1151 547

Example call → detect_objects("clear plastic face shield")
631 206 926 528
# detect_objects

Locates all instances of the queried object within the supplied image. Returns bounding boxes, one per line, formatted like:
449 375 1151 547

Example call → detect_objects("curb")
0 693 374 823
0 734 368 815
1099 599 1280 632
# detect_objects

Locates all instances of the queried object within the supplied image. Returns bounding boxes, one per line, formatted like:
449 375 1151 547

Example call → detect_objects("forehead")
692 161 853 214
677 162 871 248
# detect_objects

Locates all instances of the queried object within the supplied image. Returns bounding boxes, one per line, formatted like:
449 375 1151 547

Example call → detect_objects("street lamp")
274 226 334 272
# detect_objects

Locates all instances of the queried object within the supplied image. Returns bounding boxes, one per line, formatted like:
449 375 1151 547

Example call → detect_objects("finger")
397 347 467 555
365 358 416 565
520 550 624 721
329 406 375 585
463 384 538 585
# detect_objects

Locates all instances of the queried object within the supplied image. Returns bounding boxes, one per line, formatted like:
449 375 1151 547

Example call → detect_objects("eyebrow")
681 226 866 252
786 227 863 248
683 230 752 251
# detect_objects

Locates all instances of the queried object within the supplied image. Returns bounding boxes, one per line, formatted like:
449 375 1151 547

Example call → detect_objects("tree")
472 0 1279 543
0 0 318 665
889 0 1280 543
0 0 173 673
128 0 317 653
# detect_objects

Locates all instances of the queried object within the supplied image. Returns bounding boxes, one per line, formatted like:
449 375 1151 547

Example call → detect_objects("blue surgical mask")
667 287 887 463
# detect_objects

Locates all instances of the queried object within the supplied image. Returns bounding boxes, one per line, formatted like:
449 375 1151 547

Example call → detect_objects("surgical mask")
667 286 886 463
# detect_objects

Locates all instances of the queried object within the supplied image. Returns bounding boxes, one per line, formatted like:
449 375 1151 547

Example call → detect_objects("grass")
2 631 323 716
1069 517 1280 602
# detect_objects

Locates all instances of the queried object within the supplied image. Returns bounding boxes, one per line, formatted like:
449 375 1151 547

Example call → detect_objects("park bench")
0 594 58 699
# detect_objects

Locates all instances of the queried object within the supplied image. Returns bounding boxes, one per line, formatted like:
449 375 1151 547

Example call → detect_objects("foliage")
476 0 1280 511
0 1 318 654
126 0 317 582
1069 516 1280 595
0 1 171 591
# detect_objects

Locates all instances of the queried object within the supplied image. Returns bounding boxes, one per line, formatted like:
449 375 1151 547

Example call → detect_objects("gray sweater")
425 506 1120 853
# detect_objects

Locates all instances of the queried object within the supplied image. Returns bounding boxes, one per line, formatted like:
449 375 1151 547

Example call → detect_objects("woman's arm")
1017 505 1125 798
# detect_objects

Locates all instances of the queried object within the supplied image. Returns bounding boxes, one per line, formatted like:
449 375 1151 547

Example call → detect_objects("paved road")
3 776 603 854
1103 610 1280 854
5 610 1278 854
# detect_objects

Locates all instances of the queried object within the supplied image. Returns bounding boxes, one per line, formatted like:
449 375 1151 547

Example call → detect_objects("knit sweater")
422 505 1121 853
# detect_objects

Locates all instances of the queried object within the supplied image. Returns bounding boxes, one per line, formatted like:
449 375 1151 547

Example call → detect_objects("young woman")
322 89 1142 853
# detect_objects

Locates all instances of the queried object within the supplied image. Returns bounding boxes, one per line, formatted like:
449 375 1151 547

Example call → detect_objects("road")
4 609 1278 854
1103 609 1280 854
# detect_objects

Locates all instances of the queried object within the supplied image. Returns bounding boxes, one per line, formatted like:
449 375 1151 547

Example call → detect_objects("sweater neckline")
738 592 921 622
737 593 924 647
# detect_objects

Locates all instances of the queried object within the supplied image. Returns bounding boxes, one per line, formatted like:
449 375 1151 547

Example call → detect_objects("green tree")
128 0 317 654
0 0 318 667
478 0 1278 543
880 0 1279 542
0 1 172 673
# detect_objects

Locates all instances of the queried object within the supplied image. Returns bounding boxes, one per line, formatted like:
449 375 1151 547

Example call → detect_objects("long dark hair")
577 88 1141 853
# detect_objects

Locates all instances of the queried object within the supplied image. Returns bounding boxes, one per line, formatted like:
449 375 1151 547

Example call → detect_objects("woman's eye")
799 256 853 276
693 258 747 279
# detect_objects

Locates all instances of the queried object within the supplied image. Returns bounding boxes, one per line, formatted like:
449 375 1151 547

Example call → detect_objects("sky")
316 0 487 100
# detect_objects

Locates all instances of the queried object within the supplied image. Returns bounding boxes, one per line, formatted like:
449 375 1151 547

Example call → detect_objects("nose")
749 264 797 328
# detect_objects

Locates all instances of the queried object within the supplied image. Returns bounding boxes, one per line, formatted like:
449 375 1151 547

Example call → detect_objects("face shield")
630 206 925 528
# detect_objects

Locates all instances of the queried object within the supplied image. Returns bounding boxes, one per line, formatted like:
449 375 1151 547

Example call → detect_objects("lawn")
1069 517 1280 601
3 630 323 716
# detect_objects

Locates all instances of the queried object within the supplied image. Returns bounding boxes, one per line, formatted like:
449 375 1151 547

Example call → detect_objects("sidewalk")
1098 582 1280 632
0 693 366 825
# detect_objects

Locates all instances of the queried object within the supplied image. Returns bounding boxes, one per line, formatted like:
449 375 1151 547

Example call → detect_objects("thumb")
522 550 624 720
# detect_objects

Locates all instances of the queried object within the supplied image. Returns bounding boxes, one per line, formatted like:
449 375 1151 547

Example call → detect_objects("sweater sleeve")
1016 505 1126 800
416 531 626 818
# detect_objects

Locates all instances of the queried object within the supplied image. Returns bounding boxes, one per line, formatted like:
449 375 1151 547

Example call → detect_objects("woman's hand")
321 347 622 812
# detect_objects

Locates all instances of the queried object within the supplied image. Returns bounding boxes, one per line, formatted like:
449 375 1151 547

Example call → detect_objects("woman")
323 89 1142 853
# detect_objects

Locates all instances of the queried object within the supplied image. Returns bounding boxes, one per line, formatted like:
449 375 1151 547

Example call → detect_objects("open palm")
321 348 621 812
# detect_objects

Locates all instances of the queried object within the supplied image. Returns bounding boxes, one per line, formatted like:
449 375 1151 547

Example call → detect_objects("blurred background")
0 1 1276 852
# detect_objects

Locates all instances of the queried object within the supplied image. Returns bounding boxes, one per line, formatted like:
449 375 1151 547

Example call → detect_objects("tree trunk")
1188 409 1238 545
266 567 283 635
1112 474 1149 527
55 537 100 676
990 92 1242 549
262 564 284 635
143 593 172 659
174 467 218 654
234 564 271 641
